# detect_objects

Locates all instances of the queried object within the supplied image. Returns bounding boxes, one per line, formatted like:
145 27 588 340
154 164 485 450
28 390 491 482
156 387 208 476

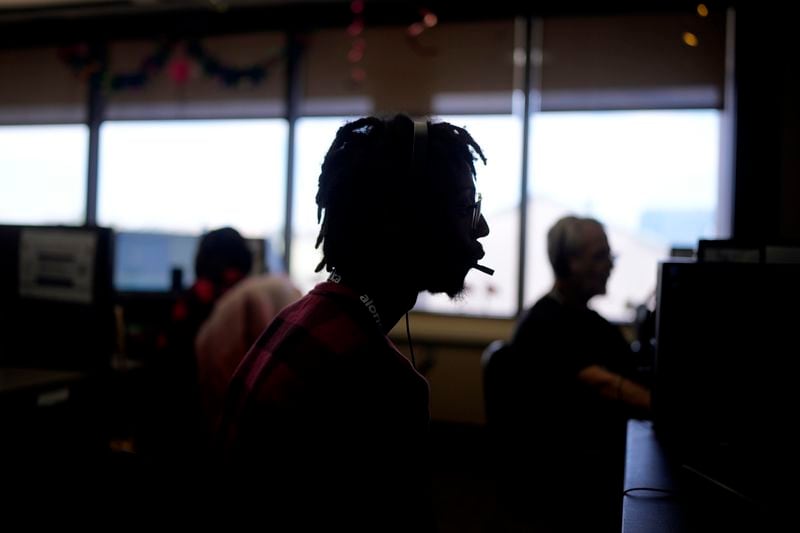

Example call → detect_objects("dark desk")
1 366 107 478
622 420 686 532
623 420 780 533
0 367 87 403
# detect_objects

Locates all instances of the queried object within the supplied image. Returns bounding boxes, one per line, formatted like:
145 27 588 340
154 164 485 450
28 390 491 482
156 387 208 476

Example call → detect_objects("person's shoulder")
208 276 259 312
520 293 563 323
511 294 563 347
234 274 303 307
533 293 561 311
221 273 293 297
585 307 616 328
270 282 373 356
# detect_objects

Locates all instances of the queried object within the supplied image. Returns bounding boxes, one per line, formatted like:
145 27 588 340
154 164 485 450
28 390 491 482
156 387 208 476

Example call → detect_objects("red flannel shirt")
216 281 434 529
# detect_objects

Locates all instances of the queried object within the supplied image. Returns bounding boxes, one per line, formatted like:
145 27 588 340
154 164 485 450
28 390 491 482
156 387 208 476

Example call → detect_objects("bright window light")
526 110 721 321
98 119 288 242
0 124 88 226
291 117 357 293
416 114 522 317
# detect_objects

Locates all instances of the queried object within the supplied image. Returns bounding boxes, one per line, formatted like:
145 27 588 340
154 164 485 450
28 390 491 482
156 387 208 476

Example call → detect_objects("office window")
415 114 521 317
0 124 88 225
98 119 287 239
291 117 354 293
525 110 721 322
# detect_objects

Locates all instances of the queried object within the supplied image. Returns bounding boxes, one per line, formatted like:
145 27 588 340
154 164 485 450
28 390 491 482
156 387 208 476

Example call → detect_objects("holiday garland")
58 39 285 92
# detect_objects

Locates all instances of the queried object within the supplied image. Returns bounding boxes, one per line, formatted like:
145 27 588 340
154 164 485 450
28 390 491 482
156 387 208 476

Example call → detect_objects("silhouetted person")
506 215 651 533
162 227 254 363
214 114 491 530
146 227 253 473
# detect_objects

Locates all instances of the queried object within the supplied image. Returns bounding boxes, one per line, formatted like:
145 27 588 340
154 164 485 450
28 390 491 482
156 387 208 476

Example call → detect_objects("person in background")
506 215 651 533
194 272 302 443
146 226 253 472
162 226 254 363
214 114 491 530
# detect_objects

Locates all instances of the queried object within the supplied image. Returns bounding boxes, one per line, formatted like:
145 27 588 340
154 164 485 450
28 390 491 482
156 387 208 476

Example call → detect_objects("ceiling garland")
58 39 285 92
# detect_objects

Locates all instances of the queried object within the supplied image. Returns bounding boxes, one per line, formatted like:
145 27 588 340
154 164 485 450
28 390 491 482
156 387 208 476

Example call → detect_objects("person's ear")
567 256 581 277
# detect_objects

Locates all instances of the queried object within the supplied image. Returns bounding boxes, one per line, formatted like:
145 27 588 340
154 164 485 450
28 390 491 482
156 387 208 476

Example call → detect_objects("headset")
551 218 580 279
411 119 428 185
552 227 571 279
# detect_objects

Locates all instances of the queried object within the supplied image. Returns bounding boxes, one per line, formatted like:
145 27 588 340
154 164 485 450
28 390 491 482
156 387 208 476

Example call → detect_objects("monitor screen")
114 230 270 292
114 231 197 292
0 224 115 370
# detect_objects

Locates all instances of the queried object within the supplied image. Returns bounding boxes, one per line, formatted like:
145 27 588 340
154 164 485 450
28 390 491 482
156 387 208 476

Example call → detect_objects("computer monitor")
0 224 115 370
114 230 272 292
114 231 197 292
653 260 799 514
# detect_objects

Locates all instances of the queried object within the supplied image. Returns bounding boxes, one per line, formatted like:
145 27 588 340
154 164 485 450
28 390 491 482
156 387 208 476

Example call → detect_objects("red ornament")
168 57 191 84
347 19 364 37
350 0 364 14
194 278 215 303
351 66 366 82
347 47 364 63
172 300 188 321
222 267 244 288
407 22 424 37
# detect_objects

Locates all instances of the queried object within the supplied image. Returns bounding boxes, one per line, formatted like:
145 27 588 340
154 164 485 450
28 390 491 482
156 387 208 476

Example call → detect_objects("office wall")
390 314 515 425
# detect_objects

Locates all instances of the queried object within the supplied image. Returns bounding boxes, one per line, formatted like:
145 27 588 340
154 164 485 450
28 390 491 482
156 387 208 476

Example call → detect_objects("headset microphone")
473 263 495 276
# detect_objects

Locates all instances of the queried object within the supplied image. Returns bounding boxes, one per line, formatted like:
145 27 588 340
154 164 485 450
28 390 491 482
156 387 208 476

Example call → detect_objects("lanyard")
328 271 383 330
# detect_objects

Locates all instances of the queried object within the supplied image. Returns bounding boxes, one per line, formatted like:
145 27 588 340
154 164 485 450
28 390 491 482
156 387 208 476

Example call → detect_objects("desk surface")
623 420 781 533
0 367 87 397
622 420 686 533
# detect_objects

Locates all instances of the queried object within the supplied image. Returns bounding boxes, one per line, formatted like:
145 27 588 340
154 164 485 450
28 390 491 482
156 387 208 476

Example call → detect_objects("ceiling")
0 0 519 44
0 0 302 8
0 0 348 22
0 0 724 47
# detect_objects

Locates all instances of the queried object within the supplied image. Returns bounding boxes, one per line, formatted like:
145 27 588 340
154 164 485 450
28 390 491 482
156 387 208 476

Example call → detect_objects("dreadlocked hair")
313 114 486 275
426 120 486 199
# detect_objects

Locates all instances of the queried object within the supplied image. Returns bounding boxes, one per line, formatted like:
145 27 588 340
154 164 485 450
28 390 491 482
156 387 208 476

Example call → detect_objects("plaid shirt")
216 281 433 529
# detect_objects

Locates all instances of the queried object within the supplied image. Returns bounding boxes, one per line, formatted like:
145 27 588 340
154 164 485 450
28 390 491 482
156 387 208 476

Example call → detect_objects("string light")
406 7 438 57
347 18 364 37
407 8 438 37
351 66 366 82
347 0 367 83
422 10 438 28
679 4 706 50
407 22 424 37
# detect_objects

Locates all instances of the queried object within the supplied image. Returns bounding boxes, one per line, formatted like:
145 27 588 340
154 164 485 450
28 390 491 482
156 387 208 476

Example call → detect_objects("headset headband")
411 119 428 182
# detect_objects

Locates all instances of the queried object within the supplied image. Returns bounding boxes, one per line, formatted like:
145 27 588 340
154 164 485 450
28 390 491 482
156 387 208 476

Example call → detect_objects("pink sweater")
195 274 302 435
